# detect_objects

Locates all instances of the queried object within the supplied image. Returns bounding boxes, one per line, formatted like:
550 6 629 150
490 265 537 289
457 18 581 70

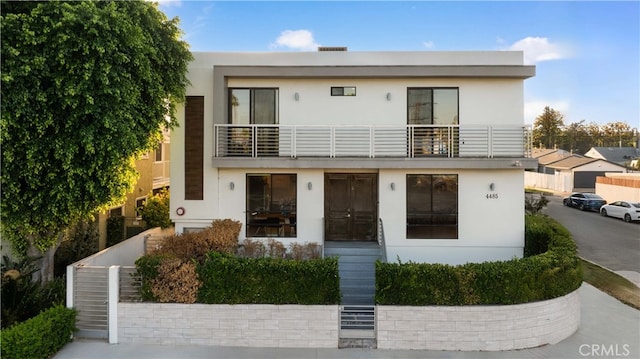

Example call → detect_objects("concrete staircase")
324 241 382 348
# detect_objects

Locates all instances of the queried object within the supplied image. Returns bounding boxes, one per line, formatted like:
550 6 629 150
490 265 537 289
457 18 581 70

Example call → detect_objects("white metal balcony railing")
214 124 532 159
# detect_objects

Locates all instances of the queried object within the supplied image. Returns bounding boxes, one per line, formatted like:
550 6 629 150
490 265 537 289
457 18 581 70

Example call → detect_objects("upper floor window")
229 88 279 124
154 142 163 162
408 88 458 125
331 86 356 96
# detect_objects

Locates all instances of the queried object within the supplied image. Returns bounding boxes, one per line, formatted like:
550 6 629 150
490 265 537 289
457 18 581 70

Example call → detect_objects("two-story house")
170 49 536 265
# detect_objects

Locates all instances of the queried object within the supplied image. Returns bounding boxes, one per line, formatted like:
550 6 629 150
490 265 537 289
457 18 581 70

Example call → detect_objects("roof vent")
318 46 347 52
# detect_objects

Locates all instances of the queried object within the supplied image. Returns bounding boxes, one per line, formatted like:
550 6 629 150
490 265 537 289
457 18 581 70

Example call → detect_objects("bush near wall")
197 253 340 304
135 219 340 304
137 253 340 304
376 214 582 305
0 305 76 359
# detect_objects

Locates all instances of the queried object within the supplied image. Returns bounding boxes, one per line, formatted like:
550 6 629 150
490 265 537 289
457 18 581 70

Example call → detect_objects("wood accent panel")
184 96 204 200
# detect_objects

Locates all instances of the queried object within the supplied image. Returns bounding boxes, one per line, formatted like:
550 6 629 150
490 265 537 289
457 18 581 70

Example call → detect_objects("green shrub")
2 256 66 329
0 305 76 359
197 253 340 304
140 188 172 229
135 253 170 302
376 214 582 305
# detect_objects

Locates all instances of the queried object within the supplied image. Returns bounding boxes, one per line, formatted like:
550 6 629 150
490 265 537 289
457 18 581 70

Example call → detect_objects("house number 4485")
486 193 499 199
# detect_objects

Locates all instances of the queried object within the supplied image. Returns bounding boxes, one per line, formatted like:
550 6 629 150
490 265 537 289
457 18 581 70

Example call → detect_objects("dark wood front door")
325 173 377 241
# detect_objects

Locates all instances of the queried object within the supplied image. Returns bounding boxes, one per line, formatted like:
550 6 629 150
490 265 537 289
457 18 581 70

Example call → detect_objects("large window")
408 88 459 156
407 88 458 125
229 88 279 125
246 174 296 237
406 174 458 239
228 88 279 156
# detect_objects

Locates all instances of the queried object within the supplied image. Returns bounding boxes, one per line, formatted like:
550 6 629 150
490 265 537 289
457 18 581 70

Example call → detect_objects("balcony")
214 124 532 159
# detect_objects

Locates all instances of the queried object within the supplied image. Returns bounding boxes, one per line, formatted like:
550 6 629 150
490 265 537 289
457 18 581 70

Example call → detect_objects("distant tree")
585 122 604 147
602 121 633 147
1 1 192 280
532 106 564 149
561 120 591 154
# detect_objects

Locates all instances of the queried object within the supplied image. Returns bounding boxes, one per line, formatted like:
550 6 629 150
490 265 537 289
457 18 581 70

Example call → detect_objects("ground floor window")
246 174 297 237
406 174 458 239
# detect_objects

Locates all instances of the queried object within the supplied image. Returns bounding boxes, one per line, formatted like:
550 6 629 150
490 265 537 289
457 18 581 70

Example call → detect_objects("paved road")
542 194 640 272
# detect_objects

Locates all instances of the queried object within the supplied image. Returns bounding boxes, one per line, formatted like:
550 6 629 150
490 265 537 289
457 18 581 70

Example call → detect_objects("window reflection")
406 174 458 239
246 174 297 237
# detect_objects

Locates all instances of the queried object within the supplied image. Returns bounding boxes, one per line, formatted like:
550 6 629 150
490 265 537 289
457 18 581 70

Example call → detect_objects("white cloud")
506 37 570 65
422 41 435 49
525 100 570 125
271 30 320 51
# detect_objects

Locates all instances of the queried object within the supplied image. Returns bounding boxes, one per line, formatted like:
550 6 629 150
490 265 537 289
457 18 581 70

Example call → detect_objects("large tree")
532 106 564 149
1 1 192 279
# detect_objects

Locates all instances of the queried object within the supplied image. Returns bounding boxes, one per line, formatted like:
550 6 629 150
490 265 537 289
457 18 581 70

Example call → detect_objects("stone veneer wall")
117 303 339 348
377 289 580 351
117 289 579 350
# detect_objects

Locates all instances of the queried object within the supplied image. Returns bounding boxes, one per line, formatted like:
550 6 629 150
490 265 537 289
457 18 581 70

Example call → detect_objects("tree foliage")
1 1 192 256
532 107 638 155
140 188 172 229
532 106 564 149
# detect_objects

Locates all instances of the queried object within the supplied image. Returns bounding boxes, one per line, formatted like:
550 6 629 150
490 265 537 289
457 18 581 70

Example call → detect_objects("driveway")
542 194 640 273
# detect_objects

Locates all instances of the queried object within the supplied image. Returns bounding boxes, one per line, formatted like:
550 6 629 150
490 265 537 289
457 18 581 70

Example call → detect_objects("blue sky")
157 1 639 128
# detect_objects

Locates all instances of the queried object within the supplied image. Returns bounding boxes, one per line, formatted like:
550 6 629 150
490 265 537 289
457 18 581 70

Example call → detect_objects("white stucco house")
169 49 536 265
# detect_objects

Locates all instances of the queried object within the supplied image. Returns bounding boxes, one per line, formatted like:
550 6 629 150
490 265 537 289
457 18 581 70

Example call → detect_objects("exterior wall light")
294 92 300 101
390 182 396 191
229 182 235 190
307 182 312 190
386 92 391 101
489 183 495 191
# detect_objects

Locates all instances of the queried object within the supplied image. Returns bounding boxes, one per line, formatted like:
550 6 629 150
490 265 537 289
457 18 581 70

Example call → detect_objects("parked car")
600 201 640 223
562 192 607 212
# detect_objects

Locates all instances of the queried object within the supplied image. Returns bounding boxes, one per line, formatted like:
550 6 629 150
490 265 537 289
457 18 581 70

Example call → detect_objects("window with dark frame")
406 174 458 239
331 86 356 96
154 143 163 162
228 88 279 157
407 88 459 125
135 197 146 220
246 174 297 238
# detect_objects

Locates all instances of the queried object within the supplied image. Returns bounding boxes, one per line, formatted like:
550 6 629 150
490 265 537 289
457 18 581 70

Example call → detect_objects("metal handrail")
214 124 532 159
377 218 387 263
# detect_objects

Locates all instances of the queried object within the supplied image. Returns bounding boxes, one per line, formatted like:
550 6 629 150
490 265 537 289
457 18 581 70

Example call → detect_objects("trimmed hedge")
198 253 340 304
136 252 341 304
376 214 582 305
0 305 76 359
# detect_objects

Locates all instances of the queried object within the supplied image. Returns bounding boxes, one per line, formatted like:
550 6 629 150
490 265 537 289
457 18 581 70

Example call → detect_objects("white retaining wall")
117 303 339 348
377 289 580 351
115 289 579 350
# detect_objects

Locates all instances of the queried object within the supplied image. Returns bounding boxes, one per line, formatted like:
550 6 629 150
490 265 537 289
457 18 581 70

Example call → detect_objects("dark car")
563 192 607 212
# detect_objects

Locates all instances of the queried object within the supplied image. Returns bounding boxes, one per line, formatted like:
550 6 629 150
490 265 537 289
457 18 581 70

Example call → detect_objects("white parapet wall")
377 289 580 351
117 303 339 348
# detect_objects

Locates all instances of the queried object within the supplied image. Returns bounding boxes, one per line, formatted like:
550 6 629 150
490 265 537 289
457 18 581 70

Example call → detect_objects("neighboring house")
170 49 536 265
526 148 627 193
531 148 572 174
584 147 640 168
544 156 626 192
96 130 171 249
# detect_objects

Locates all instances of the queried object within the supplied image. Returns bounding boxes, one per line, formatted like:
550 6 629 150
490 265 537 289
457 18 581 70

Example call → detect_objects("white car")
600 201 640 223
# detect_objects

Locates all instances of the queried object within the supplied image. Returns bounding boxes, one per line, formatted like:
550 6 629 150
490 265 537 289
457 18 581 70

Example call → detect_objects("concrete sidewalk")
55 283 639 359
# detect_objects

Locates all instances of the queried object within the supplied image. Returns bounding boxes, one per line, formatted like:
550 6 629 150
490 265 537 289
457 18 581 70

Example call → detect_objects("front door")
325 173 377 241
